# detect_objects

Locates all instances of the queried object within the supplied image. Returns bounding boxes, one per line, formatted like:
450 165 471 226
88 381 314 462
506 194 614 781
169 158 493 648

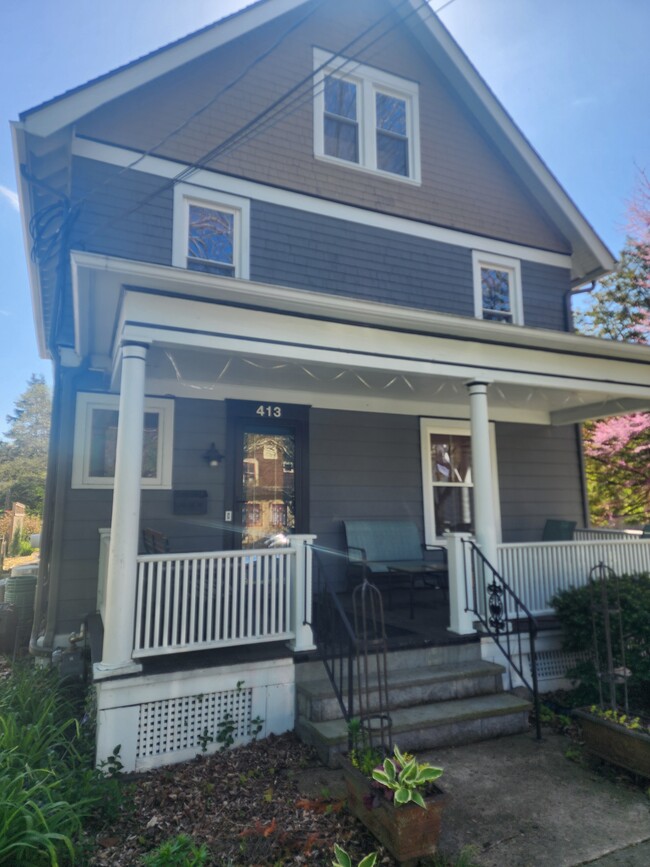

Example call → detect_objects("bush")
552 573 650 709
0 662 120 864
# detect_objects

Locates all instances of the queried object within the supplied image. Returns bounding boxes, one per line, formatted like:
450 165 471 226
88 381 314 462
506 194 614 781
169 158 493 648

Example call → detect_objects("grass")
0 660 119 865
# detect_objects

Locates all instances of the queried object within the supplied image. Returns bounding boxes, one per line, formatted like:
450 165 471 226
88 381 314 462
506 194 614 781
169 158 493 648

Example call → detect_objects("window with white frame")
420 419 501 544
72 393 174 489
314 48 421 182
472 252 523 325
172 184 250 278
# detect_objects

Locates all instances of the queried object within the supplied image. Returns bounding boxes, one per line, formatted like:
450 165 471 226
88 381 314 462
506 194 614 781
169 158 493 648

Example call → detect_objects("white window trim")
72 392 174 489
472 251 523 326
313 48 421 184
419 418 502 545
172 183 250 278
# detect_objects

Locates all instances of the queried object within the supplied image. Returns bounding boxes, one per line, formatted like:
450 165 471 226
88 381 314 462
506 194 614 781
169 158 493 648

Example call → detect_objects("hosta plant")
371 745 443 808
332 843 377 867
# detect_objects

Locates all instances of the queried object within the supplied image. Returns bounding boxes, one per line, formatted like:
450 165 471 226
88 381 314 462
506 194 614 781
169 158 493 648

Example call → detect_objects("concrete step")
297 659 506 722
297 692 532 767
295 640 482 684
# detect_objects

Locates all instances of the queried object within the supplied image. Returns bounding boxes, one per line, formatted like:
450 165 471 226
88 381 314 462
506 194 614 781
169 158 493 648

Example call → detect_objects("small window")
173 184 250 278
72 393 174 489
472 252 523 325
420 419 501 544
314 49 420 183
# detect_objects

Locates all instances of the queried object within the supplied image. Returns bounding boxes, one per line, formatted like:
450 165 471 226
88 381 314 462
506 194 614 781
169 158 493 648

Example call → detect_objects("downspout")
564 281 595 332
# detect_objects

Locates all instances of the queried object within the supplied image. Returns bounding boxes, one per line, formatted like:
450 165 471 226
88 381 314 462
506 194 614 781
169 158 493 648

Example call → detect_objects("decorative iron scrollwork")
487 580 505 633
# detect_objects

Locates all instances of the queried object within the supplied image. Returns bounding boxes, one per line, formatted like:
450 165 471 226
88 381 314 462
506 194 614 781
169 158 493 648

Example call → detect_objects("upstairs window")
472 252 523 325
315 49 420 183
173 184 250 278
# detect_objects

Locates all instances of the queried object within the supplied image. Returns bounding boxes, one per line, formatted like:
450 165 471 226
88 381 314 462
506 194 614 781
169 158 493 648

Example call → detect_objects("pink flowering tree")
578 174 650 526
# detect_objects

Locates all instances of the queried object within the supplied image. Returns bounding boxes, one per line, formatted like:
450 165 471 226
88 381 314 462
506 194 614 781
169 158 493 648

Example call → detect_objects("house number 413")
256 404 282 418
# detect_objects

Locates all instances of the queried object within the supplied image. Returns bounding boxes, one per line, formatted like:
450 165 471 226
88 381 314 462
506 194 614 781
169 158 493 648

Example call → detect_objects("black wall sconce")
203 443 224 468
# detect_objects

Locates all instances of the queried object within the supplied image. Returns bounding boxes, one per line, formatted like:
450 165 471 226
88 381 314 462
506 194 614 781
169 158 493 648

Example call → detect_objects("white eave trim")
71 137 573 271
69 249 650 366
405 0 615 279
20 0 312 138
11 122 49 358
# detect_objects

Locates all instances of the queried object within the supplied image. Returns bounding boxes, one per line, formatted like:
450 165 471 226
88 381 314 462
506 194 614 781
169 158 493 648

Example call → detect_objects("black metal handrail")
311 549 357 723
463 539 542 740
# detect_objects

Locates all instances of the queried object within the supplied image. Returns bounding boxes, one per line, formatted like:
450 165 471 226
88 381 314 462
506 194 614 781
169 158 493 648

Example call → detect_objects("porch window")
72 393 174 489
172 184 250 278
314 49 421 183
472 252 523 325
420 419 501 544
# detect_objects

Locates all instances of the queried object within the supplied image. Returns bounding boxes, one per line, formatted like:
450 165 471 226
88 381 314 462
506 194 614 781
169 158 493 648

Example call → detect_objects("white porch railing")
497 539 650 617
574 527 642 541
134 547 295 657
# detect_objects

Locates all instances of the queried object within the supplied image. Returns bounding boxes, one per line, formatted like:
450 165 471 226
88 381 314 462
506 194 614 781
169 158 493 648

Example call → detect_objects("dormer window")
173 184 250 278
472 252 523 325
315 49 420 183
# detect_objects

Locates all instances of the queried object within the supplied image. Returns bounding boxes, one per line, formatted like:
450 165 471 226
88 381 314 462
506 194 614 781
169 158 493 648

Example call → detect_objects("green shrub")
552 573 650 709
0 662 119 864
18 540 34 556
141 834 209 866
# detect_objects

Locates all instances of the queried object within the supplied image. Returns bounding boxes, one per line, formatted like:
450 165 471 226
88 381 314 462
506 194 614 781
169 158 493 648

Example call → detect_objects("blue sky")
1 0 648 429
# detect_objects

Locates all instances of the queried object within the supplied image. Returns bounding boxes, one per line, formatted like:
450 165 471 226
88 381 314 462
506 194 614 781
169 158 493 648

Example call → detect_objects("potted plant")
573 705 650 779
341 744 446 867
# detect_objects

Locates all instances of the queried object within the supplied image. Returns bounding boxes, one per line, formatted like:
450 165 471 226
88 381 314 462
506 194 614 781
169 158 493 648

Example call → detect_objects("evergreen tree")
0 375 52 514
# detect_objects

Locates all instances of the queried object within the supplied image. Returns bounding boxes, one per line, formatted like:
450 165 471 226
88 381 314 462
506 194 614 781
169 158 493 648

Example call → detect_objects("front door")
227 401 309 549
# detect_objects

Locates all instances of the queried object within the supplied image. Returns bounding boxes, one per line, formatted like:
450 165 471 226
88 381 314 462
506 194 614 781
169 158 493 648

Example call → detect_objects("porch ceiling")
70 252 650 426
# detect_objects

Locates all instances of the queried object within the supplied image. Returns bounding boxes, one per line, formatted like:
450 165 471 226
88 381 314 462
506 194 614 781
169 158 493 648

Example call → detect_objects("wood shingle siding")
75 0 569 254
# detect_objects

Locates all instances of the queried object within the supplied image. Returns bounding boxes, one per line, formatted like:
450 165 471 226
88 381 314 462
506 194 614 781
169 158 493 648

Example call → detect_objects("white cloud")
0 186 19 212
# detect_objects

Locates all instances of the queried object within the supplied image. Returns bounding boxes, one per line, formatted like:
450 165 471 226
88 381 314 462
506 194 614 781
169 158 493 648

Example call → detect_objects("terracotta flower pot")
573 708 650 779
341 759 446 867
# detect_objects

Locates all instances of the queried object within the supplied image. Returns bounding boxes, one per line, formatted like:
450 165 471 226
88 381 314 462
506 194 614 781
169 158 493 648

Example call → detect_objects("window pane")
325 117 359 162
325 77 357 120
89 409 118 478
241 432 296 548
433 486 474 534
481 267 511 315
377 132 408 175
430 434 472 484
89 408 159 479
376 93 406 135
188 205 234 270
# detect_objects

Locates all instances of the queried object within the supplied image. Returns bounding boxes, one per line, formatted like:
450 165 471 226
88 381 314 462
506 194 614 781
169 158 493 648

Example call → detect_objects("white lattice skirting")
480 631 582 693
95 658 295 772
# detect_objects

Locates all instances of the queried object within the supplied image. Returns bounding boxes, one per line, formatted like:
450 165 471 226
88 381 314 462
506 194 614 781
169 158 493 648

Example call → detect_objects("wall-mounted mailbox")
172 490 208 515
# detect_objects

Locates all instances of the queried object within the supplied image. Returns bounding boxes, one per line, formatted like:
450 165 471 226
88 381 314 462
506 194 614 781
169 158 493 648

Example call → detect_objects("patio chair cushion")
343 520 424 565
542 519 576 541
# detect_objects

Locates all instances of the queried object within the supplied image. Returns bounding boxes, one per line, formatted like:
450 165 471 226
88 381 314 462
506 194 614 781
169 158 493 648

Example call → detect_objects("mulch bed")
87 733 397 866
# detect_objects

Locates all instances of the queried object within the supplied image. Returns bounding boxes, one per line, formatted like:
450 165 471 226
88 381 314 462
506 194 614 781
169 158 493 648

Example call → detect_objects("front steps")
295 643 531 766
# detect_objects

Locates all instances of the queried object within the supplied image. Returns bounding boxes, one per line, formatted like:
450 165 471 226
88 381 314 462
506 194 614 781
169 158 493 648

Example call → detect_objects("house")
13 0 650 771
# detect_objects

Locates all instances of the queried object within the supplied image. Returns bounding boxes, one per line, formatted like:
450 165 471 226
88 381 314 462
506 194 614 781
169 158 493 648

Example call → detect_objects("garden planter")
573 708 650 779
341 759 446 867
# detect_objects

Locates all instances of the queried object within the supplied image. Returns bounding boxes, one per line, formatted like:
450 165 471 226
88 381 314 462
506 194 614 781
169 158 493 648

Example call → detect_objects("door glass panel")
240 431 295 548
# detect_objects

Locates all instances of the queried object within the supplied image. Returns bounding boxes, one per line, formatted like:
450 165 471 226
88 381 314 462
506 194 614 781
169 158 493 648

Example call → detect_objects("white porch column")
467 381 498 567
288 534 317 652
95 343 148 678
446 532 475 635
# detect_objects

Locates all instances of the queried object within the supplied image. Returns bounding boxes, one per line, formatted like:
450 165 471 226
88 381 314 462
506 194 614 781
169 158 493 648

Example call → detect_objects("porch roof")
71 251 650 426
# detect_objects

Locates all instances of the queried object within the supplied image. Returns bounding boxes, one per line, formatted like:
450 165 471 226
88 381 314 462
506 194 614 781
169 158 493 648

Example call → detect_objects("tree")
0 375 52 514
578 174 650 526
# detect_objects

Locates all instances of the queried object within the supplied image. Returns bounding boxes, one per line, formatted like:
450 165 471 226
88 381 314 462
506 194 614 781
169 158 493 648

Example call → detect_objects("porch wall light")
203 443 224 468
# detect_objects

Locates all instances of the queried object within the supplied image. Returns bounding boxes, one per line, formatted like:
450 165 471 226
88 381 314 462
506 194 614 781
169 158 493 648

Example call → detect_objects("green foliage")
142 834 209 866
371 745 443 809
587 705 649 734
347 718 383 776
331 843 377 867
0 662 120 864
0 375 51 515
552 574 650 709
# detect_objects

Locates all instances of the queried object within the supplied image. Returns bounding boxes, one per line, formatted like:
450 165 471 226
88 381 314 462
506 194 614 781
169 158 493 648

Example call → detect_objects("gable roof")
15 0 615 357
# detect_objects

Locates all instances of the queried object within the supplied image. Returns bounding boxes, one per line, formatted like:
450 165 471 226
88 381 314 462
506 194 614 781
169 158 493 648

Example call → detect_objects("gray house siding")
76 0 570 254
70 157 570 330
496 422 584 542
52 394 584 633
